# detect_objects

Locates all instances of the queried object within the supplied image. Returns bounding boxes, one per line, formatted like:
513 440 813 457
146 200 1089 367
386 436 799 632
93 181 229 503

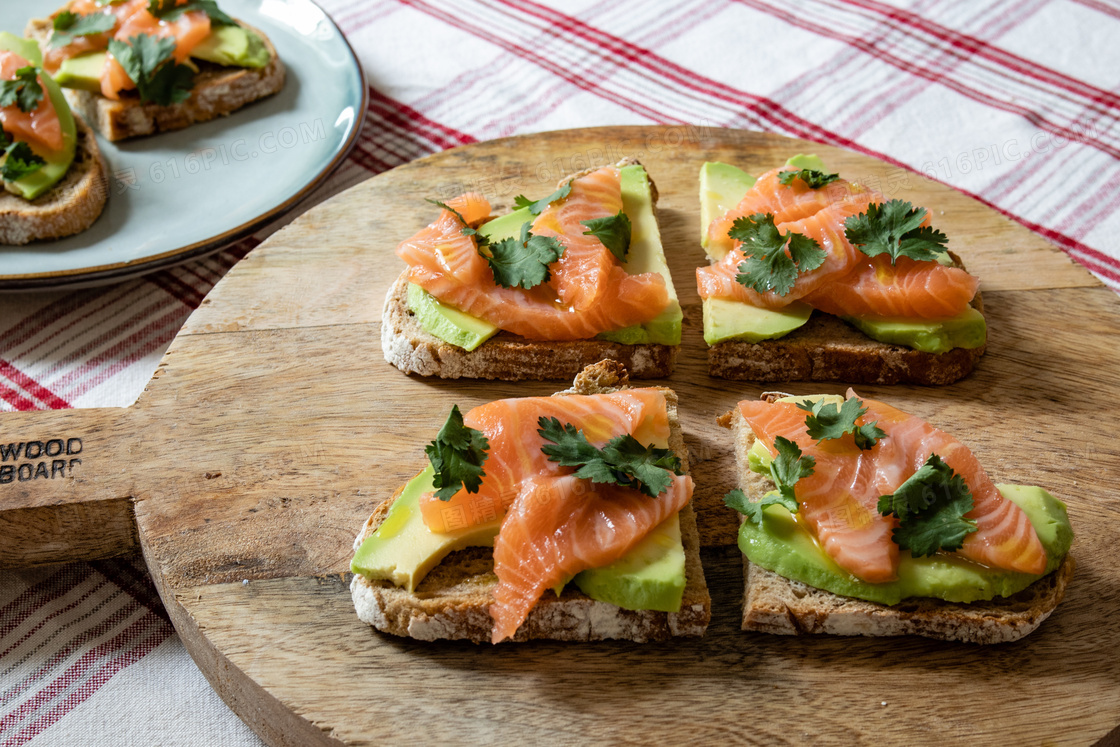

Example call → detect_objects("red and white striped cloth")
2 0 1117 742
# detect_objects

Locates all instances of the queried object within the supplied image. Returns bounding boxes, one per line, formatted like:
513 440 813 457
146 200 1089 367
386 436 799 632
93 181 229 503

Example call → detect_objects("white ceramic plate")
0 0 365 290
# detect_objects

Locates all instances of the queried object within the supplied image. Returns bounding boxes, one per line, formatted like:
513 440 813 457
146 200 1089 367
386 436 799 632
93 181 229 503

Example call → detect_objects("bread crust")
382 271 677 380
382 158 678 381
721 400 1074 644
25 19 285 142
0 117 108 245
351 360 711 643
707 254 986 385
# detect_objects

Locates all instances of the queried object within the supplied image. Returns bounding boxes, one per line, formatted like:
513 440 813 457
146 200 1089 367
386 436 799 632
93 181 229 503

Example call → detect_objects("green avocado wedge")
54 51 106 92
702 296 812 346
351 468 688 611
0 33 77 201
407 163 682 348
845 307 987 354
192 25 271 68
741 434 1073 606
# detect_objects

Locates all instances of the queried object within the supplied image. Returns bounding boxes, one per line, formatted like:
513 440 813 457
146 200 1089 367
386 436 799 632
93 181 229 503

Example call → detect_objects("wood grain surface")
1 127 1118 745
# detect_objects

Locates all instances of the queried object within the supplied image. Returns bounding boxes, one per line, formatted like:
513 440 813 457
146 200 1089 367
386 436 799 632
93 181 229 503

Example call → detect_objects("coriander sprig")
538 416 683 498
730 212 826 296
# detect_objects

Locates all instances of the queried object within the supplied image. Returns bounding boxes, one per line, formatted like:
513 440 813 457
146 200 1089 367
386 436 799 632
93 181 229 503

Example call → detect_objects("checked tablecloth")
2 0 1119 743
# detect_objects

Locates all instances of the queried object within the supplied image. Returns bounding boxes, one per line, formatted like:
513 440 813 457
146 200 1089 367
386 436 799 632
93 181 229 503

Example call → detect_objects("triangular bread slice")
0 116 107 245
351 360 711 643
381 158 679 381
719 396 1074 644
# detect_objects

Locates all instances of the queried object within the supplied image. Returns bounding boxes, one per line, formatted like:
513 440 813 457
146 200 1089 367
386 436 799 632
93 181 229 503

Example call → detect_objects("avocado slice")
352 468 689 610
351 466 502 592
571 513 685 612
699 161 756 255
702 296 812 346
191 25 271 69
54 51 106 92
596 163 682 346
409 164 683 349
1 69 77 201
737 483 1072 606
0 31 43 66
407 282 498 352
844 307 987 354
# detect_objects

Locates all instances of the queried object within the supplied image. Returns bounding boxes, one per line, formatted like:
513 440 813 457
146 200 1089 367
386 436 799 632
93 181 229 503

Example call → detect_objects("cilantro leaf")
0 67 45 114
425 405 490 501
1 141 46 182
580 210 632 261
769 436 815 504
512 181 571 216
731 213 826 296
844 199 949 264
876 454 978 556
108 35 195 106
0 129 10 150
538 416 683 498
485 222 565 289
724 488 799 525
148 0 235 26
50 9 116 48
796 396 884 450
778 168 840 189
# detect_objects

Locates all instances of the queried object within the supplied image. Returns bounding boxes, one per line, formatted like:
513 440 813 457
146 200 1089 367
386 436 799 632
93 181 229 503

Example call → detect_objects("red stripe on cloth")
368 86 477 151
1068 0 1120 21
1 612 171 745
403 0 1114 277
839 0 1120 115
0 361 70 411
738 0 1120 160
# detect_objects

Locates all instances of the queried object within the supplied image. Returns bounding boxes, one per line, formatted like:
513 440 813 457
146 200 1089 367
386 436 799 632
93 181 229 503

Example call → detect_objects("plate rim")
0 0 369 292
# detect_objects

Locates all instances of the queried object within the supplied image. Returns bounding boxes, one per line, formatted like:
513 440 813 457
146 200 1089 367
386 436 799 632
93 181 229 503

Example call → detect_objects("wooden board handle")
0 407 138 568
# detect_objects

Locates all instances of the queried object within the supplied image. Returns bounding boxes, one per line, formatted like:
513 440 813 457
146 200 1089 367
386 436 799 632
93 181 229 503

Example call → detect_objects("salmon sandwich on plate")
26 0 285 141
350 361 710 643
383 159 683 380
721 391 1074 643
0 31 106 245
698 156 986 384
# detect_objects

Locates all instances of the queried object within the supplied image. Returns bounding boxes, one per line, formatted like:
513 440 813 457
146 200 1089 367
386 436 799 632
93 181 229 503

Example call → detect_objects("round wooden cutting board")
2 127 1119 746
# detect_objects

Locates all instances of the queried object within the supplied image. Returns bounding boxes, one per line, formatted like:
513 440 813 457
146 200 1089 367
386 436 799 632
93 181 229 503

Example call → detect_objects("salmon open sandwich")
25 0 285 141
720 391 1074 643
698 156 986 384
383 158 684 380
0 31 106 244
350 361 710 643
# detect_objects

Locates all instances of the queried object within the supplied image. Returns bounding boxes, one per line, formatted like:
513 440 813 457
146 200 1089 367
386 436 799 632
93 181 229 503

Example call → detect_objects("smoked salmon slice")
697 195 878 309
802 256 980 321
397 167 670 341
531 166 624 312
489 472 693 643
738 398 900 583
738 394 1048 583
0 51 65 155
855 392 1047 575
419 388 672 534
698 165 979 321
